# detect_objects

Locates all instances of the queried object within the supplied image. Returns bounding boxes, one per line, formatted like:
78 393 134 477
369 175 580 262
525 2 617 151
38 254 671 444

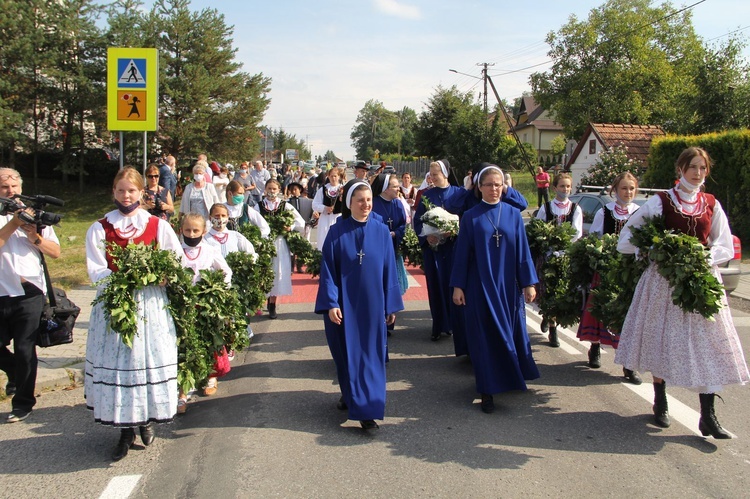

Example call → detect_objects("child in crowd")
178 213 233 412
223 180 270 235
255 179 305 319
576 173 642 384
312 167 343 251
534 172 583 347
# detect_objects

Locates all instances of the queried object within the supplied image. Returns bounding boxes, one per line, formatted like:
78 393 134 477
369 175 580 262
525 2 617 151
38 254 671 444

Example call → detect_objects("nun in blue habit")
450 165 540 414
315 180 404 430
371 172 409 307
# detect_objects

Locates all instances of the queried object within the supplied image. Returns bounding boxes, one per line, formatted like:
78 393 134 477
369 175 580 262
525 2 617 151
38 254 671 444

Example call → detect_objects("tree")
414 86 474 160
530 0 706 138
109 0 272 160
550 134 567 156
690 37 750 134
579 145 640 186
350 99 404 160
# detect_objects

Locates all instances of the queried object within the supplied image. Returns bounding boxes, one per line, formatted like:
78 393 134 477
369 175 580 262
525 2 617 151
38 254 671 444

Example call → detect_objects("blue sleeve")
450 215 472 290
392 200 406 247
413 197 427 247
382 227 405 315
502 186 528 211
515 213 538 288
443 188 473 214
314 225 340 313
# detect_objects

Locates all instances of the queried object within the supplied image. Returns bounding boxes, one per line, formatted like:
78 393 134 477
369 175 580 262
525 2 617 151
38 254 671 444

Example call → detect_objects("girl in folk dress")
254 179 305 319
312 167 344 251
399 172 417 212
85 167 183 461
179 213 233 409
223 180 270 234
576 173 642 384
534 172 583 347
615 147 749 438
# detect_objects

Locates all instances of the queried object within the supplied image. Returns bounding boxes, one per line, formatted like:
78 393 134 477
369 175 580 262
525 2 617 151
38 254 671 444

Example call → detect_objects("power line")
706 25 750 42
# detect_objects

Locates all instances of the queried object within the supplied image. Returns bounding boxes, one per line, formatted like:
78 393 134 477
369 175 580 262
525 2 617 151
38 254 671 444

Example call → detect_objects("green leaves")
400 226 423 268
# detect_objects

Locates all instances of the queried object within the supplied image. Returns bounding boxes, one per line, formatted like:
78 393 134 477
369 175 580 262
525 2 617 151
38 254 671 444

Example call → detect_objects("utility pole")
478 62 495 114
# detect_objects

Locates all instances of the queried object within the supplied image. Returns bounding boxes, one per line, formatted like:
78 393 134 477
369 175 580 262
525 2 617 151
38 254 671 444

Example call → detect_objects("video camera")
0 194 64 227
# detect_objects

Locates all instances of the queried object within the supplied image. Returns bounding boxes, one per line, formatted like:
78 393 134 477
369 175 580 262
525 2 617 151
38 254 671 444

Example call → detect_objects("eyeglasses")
481 183 504 189
0 174 20 181
146 174 160 179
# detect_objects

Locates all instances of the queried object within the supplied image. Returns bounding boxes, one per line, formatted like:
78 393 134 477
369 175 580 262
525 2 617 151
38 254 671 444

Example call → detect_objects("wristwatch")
33 235 42 246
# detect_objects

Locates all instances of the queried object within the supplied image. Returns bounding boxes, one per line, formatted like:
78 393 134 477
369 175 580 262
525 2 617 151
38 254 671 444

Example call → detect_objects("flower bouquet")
419 199 459 250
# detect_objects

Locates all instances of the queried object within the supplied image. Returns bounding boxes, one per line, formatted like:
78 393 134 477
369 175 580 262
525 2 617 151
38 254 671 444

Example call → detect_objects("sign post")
107 48 159 171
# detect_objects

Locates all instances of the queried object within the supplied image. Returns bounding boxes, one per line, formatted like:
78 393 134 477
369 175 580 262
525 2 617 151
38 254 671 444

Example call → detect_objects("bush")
580 145 641 186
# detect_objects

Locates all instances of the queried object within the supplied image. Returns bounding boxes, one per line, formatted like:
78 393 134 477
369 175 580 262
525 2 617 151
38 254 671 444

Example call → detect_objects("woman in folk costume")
576 172 642 384
315 179 404 430
254 179 305 319
534 172 583 347
312 167 344 251
451 165 539 414
85 167 183 461
615 147 749 438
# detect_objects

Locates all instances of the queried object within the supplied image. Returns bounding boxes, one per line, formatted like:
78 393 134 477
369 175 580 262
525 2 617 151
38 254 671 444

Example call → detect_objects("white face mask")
679 175 703 193
211 217 228 231
266 192 278 200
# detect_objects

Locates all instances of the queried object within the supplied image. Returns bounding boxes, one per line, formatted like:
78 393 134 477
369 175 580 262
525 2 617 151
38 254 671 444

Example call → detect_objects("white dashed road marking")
99 475 142 499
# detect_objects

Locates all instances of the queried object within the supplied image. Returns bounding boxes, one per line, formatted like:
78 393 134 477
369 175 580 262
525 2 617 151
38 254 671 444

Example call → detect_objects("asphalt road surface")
2 298 750 498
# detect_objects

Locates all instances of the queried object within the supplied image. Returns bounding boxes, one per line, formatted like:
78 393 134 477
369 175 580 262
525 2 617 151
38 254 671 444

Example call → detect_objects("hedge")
644 129 750 244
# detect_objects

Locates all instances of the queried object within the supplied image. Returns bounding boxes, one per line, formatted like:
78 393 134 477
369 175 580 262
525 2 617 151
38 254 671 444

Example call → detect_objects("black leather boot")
652 381 670 428
623 368 643 385
548 326 559 347
699 393 732 439
112 427 136 461
139 423 155 446
268 302 277 319
588 343 601 368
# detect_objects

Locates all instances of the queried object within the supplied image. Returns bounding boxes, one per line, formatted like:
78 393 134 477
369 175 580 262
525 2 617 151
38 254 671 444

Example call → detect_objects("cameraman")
0 168 61 423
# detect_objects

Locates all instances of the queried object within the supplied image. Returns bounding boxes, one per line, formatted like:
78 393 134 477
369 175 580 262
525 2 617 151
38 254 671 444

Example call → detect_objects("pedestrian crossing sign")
107 48 158 131
117 59 147 88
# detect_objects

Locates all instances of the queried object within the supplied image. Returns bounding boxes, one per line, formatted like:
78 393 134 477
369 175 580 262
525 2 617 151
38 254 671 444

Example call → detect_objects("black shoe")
623 368 643 385
444 331 453 337
112 428 136 461
588 343 601 368
548 327 560 348
139 424 155 446
5 382 16 397
336 396 348 411
6 409 30 423
268 302 277 319
653 381 670 428
360 420 379 430
480 394 495 414
699 393 732 439
430 332 440 341
540 319 549 333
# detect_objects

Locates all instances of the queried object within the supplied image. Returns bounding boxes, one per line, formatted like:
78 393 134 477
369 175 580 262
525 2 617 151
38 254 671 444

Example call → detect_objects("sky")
137 0 750 161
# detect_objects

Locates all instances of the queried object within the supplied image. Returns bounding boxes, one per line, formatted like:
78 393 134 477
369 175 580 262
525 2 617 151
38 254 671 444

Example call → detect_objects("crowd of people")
0 146 747 462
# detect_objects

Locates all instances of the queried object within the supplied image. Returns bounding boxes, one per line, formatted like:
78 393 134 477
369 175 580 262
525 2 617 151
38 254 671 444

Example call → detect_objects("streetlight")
449 68 481 79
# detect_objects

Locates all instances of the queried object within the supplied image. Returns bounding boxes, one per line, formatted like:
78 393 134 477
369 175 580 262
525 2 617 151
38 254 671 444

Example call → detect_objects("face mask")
679 175 703 194
266 192 278 200
556 192 569 200
211 217 228 231
240 169 248 174
232 194 244 205
183 235 202 247
114 199 140 215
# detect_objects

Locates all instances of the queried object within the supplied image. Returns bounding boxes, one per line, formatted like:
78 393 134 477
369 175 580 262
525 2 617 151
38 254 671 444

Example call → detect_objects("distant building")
510 96 564 165
567 123 666 188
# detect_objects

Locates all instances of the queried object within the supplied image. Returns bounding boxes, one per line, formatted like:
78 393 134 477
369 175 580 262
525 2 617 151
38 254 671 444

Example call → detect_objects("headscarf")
371 173 392 197
341 179 372 219
432 158 461 187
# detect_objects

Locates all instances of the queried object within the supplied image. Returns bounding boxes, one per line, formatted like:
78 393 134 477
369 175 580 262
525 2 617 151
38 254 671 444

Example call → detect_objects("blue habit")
413 185 468 355
371 195 406 251
450 201 540 394
315 216 404 421
444 185 529 214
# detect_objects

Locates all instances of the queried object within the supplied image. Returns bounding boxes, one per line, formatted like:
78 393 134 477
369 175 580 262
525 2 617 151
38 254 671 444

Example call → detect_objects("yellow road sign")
107 48 158 131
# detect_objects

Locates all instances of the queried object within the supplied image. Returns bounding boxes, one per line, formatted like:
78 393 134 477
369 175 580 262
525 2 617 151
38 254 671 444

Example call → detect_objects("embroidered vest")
657 191 715 245
602 206 631 236
544 201 577 225
100 216 160 272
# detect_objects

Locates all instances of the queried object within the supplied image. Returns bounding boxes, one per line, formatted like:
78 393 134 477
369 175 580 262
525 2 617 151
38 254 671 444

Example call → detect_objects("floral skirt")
85 286 178 426
614 265 749 390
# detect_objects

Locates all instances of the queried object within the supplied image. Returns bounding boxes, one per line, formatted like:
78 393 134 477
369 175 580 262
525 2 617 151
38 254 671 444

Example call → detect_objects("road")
2 289 750 498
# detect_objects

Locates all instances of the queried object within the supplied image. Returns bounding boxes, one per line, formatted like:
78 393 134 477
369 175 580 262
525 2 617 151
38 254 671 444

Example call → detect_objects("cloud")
373 0 422 20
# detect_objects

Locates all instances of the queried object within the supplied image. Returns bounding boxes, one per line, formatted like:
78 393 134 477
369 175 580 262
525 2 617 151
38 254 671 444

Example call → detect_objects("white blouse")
617 189 734 265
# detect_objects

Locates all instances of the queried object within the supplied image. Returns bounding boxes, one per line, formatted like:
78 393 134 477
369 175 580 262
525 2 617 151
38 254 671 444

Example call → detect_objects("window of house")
589 140 597 154
523 133 528 143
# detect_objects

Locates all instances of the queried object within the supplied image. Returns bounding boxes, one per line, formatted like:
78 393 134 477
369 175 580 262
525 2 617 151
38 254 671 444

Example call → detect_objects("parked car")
567 187 741 293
